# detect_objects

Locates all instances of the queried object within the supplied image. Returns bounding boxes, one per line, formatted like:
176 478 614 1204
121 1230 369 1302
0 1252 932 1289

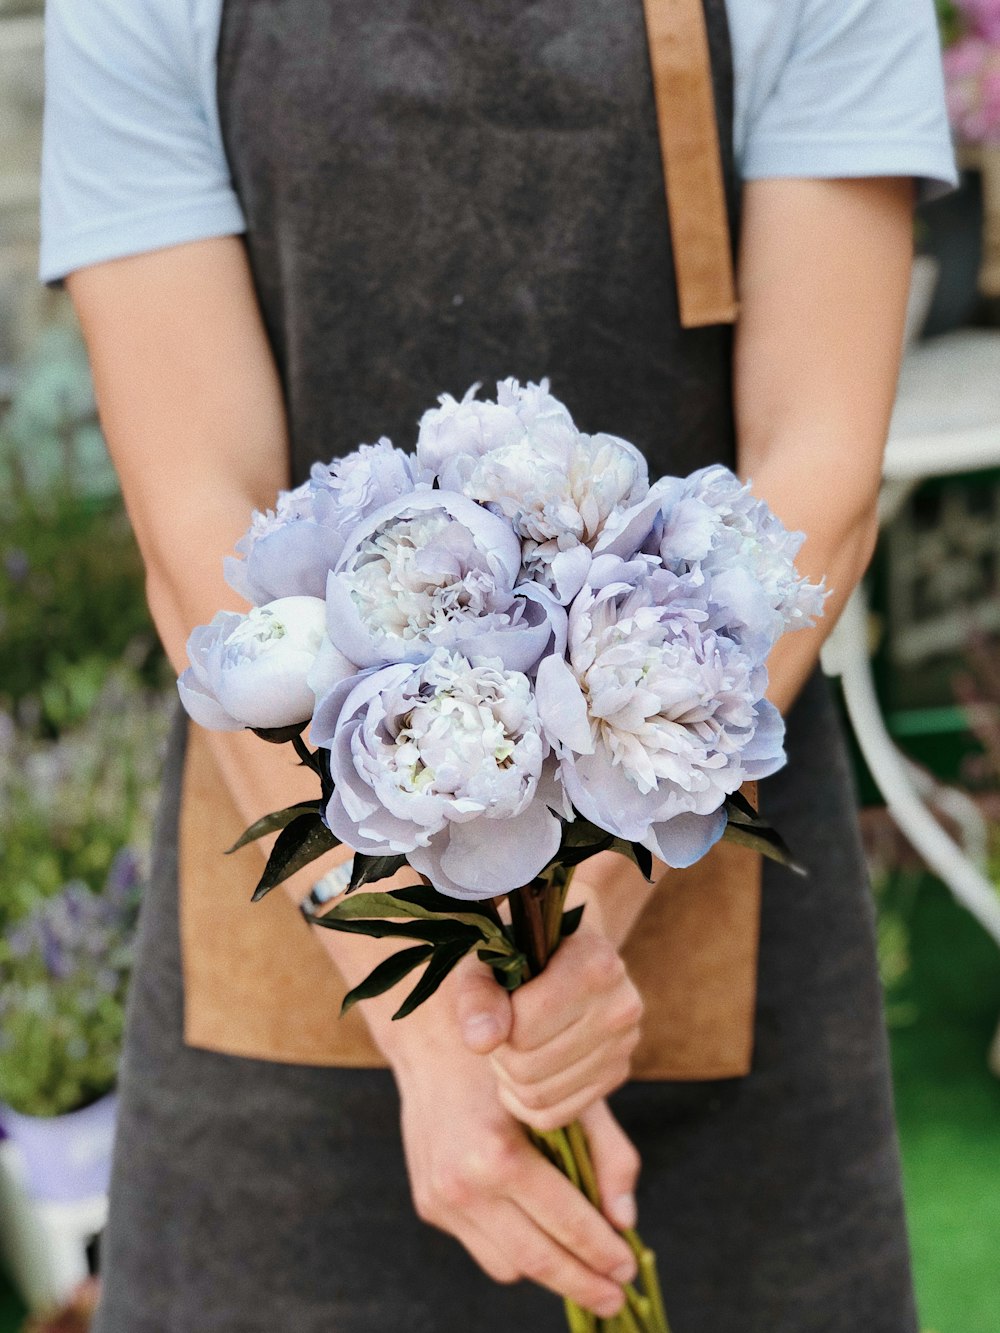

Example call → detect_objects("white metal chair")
822 329 1000 990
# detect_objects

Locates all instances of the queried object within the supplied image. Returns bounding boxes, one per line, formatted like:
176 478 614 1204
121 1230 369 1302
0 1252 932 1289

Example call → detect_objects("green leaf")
340 945 435 1015
561 815 610 846
250 721 307 745
606 837 656 883
560 904 586 938
393 938 477 1019
386 882 495 917
309 914 483 945
725 789 760 824
554 836 616 869
721 821 806 875
347 852 409 891
328 890 508 946
250 814 338 901
226 801 324 854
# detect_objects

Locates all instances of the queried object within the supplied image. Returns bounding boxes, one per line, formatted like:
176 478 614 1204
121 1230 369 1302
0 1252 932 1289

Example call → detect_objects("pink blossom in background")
957 0 1000 44
944 36 1000 143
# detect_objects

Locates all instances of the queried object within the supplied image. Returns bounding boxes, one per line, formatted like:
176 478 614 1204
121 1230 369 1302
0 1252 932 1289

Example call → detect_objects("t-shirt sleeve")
742 0 959 203
39 0 245 285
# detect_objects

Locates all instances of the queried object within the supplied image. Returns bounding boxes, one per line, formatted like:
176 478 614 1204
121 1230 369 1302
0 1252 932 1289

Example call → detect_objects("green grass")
0 878 997 1332
891 877 1000 1333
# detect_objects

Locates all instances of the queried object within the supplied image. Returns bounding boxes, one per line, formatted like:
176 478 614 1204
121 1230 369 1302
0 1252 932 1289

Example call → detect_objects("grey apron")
93 3 919 1329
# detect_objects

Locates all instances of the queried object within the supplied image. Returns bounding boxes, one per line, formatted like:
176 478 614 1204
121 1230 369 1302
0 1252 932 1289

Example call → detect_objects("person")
39 1 957 1330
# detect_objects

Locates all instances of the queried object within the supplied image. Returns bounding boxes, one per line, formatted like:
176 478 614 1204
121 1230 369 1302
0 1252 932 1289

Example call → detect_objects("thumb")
577 1100 642 1231
454 960 513 1054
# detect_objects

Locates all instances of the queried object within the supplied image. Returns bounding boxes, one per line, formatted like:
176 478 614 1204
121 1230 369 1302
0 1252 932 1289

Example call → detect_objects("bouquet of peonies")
179 379 824 1333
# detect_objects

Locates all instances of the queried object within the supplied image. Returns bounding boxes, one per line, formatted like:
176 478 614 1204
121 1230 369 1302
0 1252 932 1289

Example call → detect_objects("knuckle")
480 1132 524 1184
514 1081 549 1113
520 1246 559 1286
412 1187 437 1224
607 989 644 1034
583 937 623 989
431 1164 476 1210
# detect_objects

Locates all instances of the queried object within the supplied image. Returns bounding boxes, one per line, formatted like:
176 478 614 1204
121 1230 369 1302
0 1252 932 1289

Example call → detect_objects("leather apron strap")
642 0 739 328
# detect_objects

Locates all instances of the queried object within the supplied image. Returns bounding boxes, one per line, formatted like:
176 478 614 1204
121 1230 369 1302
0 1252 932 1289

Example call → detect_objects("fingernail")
597 1293 626 1319
611 1192 637 1229
612 1259 637 1285
463 1013 499 1046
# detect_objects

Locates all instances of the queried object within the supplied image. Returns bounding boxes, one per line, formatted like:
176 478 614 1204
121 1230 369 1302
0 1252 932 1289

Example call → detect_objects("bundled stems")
509 869 670 1333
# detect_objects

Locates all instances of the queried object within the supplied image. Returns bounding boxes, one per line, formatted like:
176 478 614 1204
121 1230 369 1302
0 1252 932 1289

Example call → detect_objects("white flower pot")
0 1092 117 1203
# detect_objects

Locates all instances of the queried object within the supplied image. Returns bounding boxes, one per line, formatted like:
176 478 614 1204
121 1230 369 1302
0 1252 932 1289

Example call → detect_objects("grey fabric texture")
95 677 918 1332
216 0 740 483
94 1 919 1328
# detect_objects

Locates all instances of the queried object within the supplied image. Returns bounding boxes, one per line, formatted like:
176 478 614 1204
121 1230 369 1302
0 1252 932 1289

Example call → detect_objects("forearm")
734 176 915 716
148 549 438 1065
745 438 880 716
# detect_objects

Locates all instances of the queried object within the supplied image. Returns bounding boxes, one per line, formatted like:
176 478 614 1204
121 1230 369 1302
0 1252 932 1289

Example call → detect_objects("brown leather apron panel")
180 717 762 1079
179 722 383 1068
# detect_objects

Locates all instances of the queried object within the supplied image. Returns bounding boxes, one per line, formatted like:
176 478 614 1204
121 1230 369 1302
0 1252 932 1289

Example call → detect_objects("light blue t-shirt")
39 0 959 284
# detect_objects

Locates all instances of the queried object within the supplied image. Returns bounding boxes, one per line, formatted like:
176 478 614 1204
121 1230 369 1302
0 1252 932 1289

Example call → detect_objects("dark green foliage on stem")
340 945 435 1014
722 794 805 874
226 800 323 854
250 813 339 900
347 851 410 891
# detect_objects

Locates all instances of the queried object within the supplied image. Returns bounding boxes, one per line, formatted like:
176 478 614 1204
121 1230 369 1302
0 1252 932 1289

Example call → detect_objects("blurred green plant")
936 0 963 47
0 669 174 932
0 853 141 1117
0 327 170 730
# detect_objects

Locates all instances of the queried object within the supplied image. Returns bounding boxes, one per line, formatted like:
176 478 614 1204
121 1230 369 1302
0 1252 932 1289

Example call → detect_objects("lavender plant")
0 851 142 1118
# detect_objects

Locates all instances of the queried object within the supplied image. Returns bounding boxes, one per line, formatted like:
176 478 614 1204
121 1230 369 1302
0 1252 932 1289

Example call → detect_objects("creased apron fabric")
92 2 919 1328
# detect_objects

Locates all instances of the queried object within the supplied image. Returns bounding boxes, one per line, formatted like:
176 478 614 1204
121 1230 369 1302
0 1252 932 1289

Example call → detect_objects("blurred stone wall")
0 0 67 383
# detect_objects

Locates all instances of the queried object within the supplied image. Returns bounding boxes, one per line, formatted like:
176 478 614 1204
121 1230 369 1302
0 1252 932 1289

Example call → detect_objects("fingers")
492 1037 635 1132
455 958 514 1055
410 1123 635 1317
509 929 625 1049
577 1101 642 1230
475 1199 631 1319
509 1137 638 1287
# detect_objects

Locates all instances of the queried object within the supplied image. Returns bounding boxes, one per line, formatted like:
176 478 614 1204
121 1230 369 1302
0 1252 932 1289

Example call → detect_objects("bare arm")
67 236 640 1317
569 175 916 943
734 175 915 712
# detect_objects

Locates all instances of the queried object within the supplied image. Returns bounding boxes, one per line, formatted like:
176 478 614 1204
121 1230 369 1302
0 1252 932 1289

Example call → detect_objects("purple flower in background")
311 647 568 899
3 548 29 583
324 489 566 675
225 438 423 605
178 596 327 731
534 553 786 868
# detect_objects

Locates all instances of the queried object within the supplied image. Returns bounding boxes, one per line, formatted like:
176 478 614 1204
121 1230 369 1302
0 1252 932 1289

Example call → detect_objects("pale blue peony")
653 467 827 662
415 379 650 603
534 554 786 868
224 438 424 605
324 488 566 675
177 596 327 731
310 647 569 900
415 377 575 489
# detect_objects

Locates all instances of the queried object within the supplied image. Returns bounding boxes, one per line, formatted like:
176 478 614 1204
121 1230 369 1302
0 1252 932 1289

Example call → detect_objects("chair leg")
832 586 1000 949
